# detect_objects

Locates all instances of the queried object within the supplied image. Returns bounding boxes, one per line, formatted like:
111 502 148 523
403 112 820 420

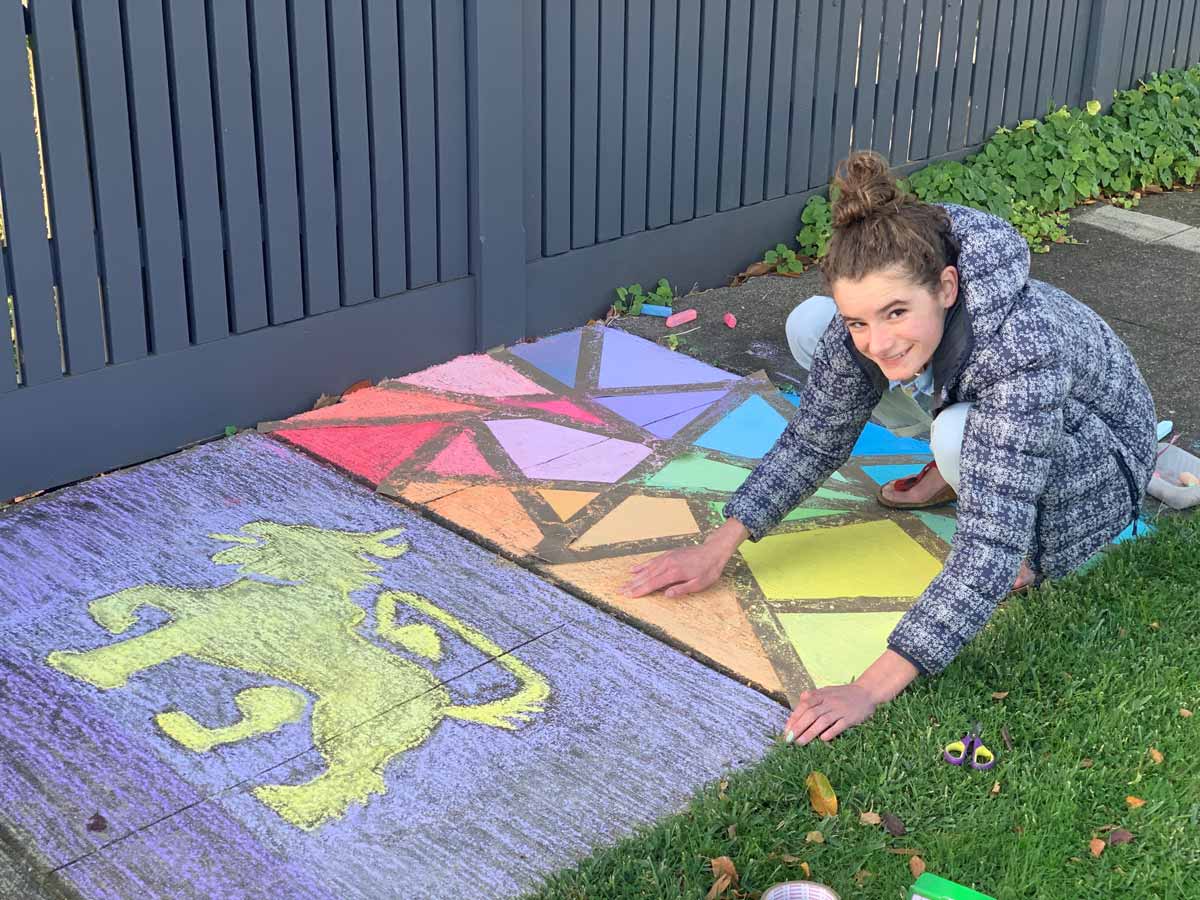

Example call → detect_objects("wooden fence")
1 0 1196 500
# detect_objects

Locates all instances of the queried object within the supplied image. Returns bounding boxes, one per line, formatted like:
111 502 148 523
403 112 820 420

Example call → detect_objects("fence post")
465 0 527 351
1082 0 1130 109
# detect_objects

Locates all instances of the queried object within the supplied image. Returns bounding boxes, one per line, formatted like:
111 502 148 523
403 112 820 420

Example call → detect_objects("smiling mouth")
880 349 909 363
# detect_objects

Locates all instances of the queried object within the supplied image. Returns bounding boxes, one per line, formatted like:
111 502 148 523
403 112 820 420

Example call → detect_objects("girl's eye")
888 308 907 319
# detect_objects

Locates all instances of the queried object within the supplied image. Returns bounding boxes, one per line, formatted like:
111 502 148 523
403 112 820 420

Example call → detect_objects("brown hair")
820 151 958 291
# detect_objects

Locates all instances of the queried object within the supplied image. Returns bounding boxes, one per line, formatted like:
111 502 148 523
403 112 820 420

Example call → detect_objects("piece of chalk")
665 308 697 328
724 312 738 328
1157 420 1174 440
641 303 673 317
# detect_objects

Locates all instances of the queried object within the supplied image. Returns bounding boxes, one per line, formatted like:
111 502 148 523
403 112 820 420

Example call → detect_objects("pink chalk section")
395 355 552 398
278 421 450 484
289 387 485 422
426 430 496 477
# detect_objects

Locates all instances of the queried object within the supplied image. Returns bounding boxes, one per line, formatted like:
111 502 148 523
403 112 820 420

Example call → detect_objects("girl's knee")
785 295 838 370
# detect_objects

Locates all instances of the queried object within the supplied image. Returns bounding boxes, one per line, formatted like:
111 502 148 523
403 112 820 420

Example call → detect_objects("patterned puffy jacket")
724 204 1157 675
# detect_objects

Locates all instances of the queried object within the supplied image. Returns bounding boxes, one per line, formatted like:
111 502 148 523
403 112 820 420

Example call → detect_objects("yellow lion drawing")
47 522 550 830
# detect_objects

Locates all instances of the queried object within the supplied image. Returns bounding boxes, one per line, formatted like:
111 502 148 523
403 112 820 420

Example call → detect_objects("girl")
625 151 1157 746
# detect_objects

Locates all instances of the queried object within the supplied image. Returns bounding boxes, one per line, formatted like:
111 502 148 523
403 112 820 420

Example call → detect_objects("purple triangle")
485 419 607 473
594 390 728 427
597 329 737 389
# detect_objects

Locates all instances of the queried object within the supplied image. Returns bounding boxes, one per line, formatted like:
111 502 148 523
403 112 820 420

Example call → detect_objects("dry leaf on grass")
991 691 1010 700
806 771 838 816
881 812 907 836
909 856 927 879
859 811 882 826
719 778 729 799
1079 758 1094 769
886 848 925 857
727 824 737 840
1089 838 1106 858
853 870 873 886
775 854 803 865
1149 747 1164 764
1126 796 1146 809
805 830 825 844
800 862 811 877
706 856 739 900
990 781 1002 797
1180 708 1193 718
1108 829 1135 846
1001 725 1014 751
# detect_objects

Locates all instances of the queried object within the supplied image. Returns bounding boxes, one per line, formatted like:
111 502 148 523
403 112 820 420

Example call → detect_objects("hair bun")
831 151 905 229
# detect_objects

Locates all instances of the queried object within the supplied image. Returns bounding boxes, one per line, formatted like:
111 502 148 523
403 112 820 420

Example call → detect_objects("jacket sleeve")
887 332 1070 674
723 319 880 540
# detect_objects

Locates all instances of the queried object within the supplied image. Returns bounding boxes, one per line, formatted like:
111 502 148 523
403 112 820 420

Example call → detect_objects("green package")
908 872 997 900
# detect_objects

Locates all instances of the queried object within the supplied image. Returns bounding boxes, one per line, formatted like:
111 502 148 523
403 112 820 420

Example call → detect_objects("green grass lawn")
528 512 1200 900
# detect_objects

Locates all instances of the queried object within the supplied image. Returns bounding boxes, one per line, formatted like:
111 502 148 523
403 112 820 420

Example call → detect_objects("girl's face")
832 265 959 382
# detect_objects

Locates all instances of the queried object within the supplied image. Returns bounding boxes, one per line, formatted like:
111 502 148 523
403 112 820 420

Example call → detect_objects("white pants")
786 295 971 491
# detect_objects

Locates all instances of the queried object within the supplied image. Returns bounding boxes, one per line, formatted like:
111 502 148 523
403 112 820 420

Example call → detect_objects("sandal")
876 460 958 509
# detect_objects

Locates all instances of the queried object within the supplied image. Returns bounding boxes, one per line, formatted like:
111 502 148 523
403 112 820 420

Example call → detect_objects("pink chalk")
723 312 738 329
665 308 697 328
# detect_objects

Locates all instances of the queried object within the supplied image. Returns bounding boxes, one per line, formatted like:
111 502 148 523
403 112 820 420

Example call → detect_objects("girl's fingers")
819 717 850 742
799 712 838 746
664 576 704 598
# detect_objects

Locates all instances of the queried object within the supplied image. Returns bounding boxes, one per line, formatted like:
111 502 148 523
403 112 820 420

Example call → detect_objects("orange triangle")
428 486 543 555
537 489 598 522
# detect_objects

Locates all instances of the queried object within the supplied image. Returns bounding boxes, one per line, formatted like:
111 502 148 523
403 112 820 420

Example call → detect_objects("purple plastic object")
942 722 996 770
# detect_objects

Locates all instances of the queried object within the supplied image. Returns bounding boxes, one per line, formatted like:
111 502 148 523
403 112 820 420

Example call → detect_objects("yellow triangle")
537 488 599 522
776 611 906 688
570 495 699 549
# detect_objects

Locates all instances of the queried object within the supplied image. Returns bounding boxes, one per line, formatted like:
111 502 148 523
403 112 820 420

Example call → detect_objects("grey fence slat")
76 0 148 362
400 0 440 283
741 0 773 204
543 0 571 250
1119 0 1140 84
648 0 678 227
0 244 14 392
673 0 702 219
573 0 600 245
523 0 542 258
29 0 105 375
1185 0 1200 66
364 0 407 297
947 0 980 149
911 0 942 160
597 0 625 239
695 0 728 215
435 0 469 278
1019 0 1048 117
765 0 797 199
871 0 904 157
1053 0 1078 105
830 0 861 169
808 0 839 184
208 0 269 331
0 4 59 386
967 0 998 145
1040 0 1065 108
1165 0 1185 70
249 0 303 324
623 0 651 233
1132 0 1154 81
854 0 884 153
161 0 228 344
718 0 750 210
889 0 926 164
1003 0 1032 124
1067 0 1092 106
288 0 339 314
1177 0 1195 66
983 0 1015 135
1146 0 1167 76
124 0 190 352
928 0 961 157
787 0 818 189
328 0 373 303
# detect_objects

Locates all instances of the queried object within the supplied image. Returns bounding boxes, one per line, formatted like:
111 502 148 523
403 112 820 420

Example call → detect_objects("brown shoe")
876 460 958 509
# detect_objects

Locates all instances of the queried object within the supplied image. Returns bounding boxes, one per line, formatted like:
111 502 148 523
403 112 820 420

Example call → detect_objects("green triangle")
707 502 849 523
777 611 906 688
813 486 865 503
913 510 957 544
645 453 752 493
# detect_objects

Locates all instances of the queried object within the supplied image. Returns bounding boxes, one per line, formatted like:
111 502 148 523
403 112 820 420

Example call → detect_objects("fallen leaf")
727 824 737 840
990 781 1001 797
859 811 882 826
730 260 775 286
853 870 874 887
85 813 108 833
886 848 925 857
1149 747 1164 764
991 691 1010 700
1150 621 1161 630
312 393 340 410
776 854 803 865
1108 829 1135 846
1089 838 1106 858
805 830 825 844
1001 725 1014 751
1182 708 1194 718
706 856 739 900
909 856 926 879
800 862 811 877
1096 824 1120 833
1079 758 1094 769
343 379 371 395
719 778 729 799
806 771 838 816
1126 796 1146 809
881 812 907 836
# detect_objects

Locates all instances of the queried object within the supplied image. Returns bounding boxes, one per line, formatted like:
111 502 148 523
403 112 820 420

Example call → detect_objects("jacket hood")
943 203 1031 338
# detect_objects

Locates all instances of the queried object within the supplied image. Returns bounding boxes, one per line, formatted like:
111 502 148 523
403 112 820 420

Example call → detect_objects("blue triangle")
694 395 789 460
852 422 932 457
862 463 928 486
508 329 583 388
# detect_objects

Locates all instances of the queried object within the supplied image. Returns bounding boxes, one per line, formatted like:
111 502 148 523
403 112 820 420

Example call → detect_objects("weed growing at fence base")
786 64 1200 262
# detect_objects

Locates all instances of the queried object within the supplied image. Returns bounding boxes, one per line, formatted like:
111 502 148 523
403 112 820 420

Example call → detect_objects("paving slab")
1126 188 1200 229
0 434 782 898
1072 202 1193 242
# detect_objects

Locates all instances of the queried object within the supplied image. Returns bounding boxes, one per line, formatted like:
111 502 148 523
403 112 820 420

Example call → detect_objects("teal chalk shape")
852 422 932 457
913 510 957 544
694 395 788 460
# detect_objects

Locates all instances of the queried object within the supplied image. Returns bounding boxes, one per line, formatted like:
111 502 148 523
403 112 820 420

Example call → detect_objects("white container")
1148 443 1200 510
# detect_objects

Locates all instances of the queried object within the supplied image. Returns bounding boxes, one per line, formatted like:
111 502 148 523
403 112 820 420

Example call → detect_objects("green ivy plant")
764 243 804 274
765 63 1200 263
612 277 674 316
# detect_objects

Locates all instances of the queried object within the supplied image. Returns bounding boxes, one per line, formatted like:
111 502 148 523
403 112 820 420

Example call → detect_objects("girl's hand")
623 519 748 598
784 684 877 745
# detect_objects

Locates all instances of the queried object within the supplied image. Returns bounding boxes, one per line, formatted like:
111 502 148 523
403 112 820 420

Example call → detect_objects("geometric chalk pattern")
263 325 949 702
0 435 781 898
